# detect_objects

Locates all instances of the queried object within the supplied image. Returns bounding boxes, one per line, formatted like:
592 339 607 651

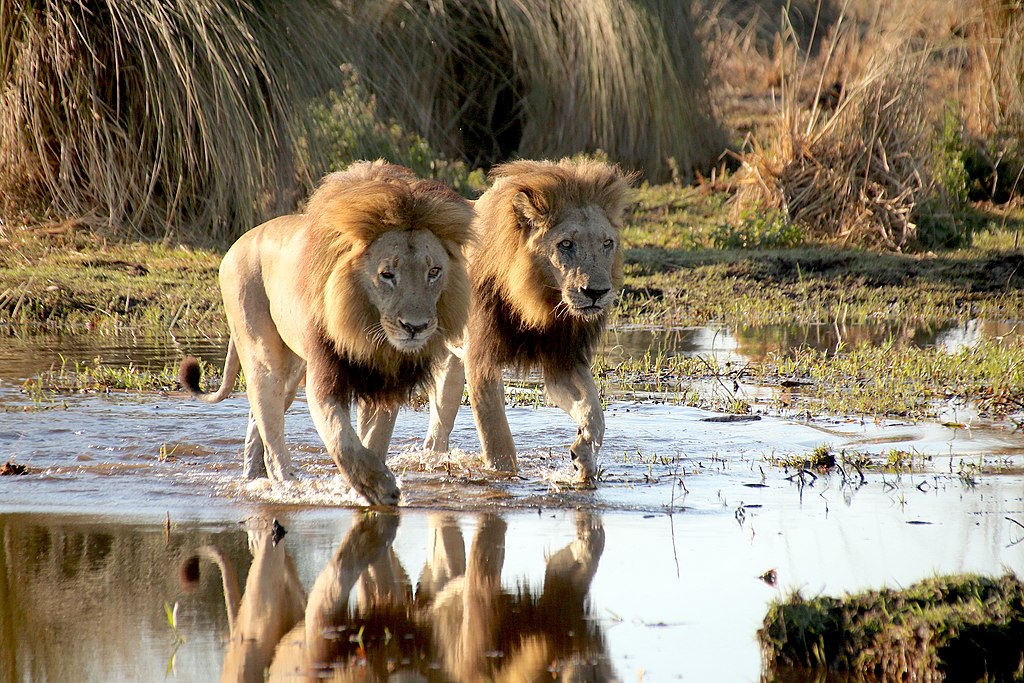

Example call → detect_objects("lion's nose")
400 320 429 337
581 287 610 303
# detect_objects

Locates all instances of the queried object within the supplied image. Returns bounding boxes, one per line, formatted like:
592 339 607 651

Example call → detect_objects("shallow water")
2 328 1024 681
605 318 1018 362
0 318 1015 385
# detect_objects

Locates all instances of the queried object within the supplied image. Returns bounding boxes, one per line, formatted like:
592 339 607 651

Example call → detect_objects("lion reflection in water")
183 512 612 682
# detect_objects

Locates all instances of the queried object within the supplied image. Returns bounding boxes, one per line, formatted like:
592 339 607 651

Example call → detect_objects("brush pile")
735 40 963 250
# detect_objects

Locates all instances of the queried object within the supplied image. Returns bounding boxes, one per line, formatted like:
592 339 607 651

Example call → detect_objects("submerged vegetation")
760 574 1024 682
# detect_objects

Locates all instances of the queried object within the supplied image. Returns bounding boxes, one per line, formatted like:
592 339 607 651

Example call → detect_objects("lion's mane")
301 161 473 402
467 158 631 377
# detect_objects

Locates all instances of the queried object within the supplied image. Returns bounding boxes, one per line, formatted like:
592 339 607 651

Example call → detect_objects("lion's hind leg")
238 346 304 482
357 400 399 459
242 362 304 479
242 413 267 479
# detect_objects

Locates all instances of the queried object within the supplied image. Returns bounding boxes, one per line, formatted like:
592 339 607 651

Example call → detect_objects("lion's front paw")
342 448 401 506
483 449 518 473
265 458 296 482
570 440 599 483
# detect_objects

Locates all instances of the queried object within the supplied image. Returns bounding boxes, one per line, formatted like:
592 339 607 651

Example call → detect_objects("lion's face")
526 204 619 320
361 229 453 353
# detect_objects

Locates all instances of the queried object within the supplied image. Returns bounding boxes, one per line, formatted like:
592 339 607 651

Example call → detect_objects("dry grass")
0 1 724 242
0 1 353 243
964 0 1024 139
340 1 725 182
729 4 972 250
959 0 1024 203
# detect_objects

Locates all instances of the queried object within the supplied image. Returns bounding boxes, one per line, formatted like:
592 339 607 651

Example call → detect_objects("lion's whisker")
364 322 389 348
553 299 573 320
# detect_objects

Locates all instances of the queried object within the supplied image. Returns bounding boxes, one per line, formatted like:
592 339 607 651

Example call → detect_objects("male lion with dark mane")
180 161 473 505
425 158 632 484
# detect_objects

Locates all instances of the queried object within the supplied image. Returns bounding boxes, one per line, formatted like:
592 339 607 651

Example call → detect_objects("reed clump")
966 0 1024 141
0 1 723 242
959 0 1024 204
336 1 725 181
761 574 1024 681
0 1 349 243
734 25 969 251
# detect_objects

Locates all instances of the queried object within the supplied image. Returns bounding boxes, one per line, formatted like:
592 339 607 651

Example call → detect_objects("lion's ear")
512 190 546 229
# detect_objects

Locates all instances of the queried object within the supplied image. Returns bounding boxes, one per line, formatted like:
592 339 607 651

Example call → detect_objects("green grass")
760 574 1024 681
5 179 1024 425
615 183 1024 328
4 171 1024 335
754 334 1024 419
0 226 222 332
22 355 228 396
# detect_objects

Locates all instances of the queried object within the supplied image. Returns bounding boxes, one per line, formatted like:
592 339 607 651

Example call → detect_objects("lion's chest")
472 291 602 376
308 331 435 406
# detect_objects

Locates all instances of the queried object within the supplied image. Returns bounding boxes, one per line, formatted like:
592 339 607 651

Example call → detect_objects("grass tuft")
760 574 1024 681
731 7 975 250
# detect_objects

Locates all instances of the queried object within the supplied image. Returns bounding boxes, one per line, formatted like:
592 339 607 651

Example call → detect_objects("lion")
180 518 306 683
424 158 632 484
180 161 473 505
185 511 610 681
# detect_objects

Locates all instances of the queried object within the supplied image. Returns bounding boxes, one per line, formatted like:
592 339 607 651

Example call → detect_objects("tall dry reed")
733 6 969 250
339 0 726 182
0 1 350 242
1 0 724 242
967 0 1024 138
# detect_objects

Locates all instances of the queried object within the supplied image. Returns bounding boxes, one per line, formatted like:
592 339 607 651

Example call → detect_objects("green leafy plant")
711 209 803 249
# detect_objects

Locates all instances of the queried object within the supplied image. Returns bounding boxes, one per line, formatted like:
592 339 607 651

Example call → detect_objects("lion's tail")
179 338 242 404
179 545 241 631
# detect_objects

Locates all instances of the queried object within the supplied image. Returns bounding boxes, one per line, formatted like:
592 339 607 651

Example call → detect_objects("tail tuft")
179 356 203 394
179 555 202 591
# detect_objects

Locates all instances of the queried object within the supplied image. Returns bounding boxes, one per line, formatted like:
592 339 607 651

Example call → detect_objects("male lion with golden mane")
180 161 473 505
425 158 632 484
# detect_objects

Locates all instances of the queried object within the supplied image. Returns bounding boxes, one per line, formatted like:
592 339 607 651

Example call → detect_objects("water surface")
2 328 1023 681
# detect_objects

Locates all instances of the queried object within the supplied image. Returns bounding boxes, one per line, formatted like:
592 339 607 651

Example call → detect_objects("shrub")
711 209 804 249
732 12 973 251
304 77 486 199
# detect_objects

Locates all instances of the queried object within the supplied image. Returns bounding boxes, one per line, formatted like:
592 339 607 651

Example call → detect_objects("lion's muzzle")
384 317 438 353
565 285 615 318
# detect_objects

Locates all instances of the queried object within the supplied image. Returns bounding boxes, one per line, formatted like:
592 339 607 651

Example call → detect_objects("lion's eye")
603 238 614 249
379 271 395 281
558 239 574 250
428 266 442 280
